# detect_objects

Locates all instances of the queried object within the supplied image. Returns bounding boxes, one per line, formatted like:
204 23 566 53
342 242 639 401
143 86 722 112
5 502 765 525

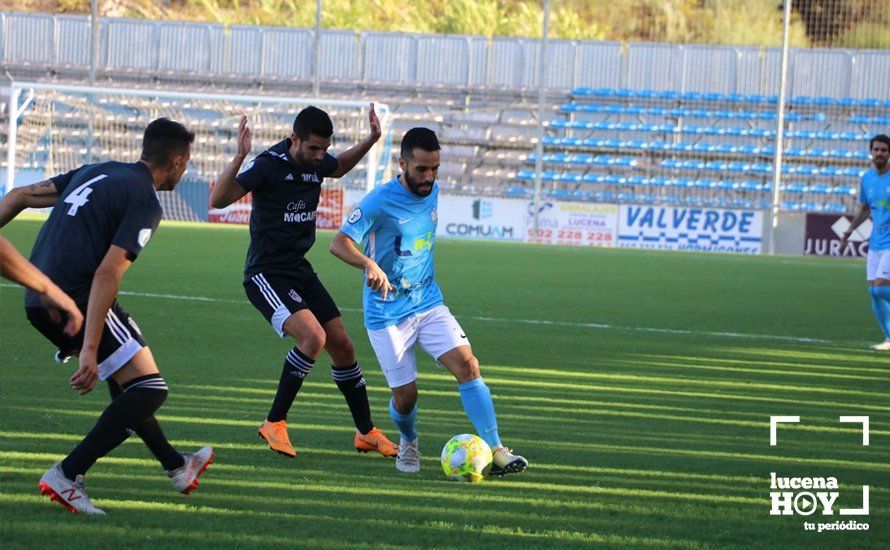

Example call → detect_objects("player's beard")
294 150 321 168
404 172 434 197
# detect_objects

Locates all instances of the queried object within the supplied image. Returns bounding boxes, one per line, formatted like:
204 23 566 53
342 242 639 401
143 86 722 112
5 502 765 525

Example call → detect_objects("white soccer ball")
440 433 492 482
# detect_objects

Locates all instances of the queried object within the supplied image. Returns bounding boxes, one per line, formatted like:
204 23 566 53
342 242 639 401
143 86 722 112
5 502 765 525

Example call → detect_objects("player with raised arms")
0 118 213 514
330 127 528 476
211 106 398 459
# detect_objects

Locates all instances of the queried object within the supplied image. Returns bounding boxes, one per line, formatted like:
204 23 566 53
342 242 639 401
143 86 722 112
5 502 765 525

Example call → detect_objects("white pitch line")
1 283 832 344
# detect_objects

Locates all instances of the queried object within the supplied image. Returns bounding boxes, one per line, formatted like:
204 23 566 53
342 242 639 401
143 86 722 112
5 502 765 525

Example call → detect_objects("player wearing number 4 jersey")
330 127 527 476
0 119 213 515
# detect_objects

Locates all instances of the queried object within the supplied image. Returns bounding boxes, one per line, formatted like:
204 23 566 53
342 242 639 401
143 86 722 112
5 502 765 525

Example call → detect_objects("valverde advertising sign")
617 205 763 254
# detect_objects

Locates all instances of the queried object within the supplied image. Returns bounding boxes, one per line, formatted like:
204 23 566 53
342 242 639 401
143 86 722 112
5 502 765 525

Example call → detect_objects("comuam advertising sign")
435 196 526 241
526 201 618 247
804 214 870 258
618 205 763 254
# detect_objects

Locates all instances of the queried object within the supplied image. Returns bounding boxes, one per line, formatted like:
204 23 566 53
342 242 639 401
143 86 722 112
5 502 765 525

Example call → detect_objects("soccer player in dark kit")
210 106 398 459
0 118 213 515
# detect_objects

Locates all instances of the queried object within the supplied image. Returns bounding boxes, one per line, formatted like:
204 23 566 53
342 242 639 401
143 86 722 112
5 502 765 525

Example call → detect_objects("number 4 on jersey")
64 174 108 216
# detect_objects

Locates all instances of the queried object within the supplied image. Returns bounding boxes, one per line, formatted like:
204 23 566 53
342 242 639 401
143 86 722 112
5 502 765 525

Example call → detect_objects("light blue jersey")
860 168 890 251
340 177 443 329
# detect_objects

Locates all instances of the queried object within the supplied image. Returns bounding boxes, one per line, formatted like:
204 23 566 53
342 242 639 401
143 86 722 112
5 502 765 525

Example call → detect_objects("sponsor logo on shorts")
288 289 303 303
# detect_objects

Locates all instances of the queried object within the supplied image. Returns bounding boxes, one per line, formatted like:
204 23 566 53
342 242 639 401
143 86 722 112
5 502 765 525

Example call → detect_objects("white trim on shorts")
98 310 144 380
251 273 291 338
866 248 890 281
367 305 470 388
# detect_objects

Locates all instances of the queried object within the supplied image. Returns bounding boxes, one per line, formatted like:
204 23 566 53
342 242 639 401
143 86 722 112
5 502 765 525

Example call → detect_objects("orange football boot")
258 419 297 458
354 427 398 457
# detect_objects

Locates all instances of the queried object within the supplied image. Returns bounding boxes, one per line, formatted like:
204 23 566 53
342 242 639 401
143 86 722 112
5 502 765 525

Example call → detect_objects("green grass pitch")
1 217 887 548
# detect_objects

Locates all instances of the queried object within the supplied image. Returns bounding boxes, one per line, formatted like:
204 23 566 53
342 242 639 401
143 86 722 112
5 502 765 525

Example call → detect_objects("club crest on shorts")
289 289 303 303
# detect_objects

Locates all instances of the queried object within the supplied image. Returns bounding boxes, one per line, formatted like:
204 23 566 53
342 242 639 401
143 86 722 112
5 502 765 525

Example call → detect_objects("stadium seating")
511 85 889 214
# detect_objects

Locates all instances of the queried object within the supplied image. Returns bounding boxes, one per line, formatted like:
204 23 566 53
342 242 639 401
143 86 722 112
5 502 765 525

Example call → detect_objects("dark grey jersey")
25 161 162 307
236 139 339 280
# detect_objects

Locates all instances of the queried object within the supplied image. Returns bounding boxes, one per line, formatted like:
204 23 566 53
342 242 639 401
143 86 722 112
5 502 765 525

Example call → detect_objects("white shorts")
866 248 890 281
367 305 470 388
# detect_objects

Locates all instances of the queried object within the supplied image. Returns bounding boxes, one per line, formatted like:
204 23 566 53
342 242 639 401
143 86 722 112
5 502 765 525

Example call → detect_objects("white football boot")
869 340 890 351
396 437 421 473
167 446 214 494
489 446 528 477
38 463 106 515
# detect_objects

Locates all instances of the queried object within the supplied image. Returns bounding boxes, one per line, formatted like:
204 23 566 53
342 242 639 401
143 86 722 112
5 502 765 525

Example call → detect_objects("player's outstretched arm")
0 179 61 227
0 236 83 336
210 115 251 209
840 203 870 248
71 245 132 396
330 231 393 300
328 103 382 179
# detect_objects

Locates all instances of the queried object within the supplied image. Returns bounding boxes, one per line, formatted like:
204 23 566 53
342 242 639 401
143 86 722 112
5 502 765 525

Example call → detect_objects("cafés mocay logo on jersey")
284 200 316 223
769 416 870 533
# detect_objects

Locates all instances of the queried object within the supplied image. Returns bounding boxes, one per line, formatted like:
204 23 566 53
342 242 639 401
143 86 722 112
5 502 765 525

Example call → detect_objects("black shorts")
26 301 147 380
243 272 342 337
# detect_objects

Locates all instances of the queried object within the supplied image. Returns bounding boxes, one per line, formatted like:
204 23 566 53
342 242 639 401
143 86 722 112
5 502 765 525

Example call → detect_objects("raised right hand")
237 116 252 159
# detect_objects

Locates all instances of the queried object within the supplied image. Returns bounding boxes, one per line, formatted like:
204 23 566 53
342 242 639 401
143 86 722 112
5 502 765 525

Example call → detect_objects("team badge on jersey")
288 289 303 303
137 228 153 248
431 208 438 224
348 208 362 224
239 160 255 174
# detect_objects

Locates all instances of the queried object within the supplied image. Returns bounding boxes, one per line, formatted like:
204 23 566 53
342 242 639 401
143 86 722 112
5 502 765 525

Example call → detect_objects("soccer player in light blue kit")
330 128 527 475
841 134 890 351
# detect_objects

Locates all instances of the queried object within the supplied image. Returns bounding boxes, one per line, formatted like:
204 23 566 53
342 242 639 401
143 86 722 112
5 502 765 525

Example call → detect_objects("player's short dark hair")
293 106 333 140
400 127 440 159
140 118 195 166
870 134 890 151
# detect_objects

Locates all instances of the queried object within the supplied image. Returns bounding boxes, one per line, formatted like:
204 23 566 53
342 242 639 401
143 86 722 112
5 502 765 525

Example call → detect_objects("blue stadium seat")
582 138 607 147
833 185 856 196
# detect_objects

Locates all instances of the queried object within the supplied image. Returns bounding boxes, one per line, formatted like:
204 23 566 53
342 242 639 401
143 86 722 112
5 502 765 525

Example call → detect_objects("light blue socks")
458 377 502 449
869 286 890 340
389 398 418 441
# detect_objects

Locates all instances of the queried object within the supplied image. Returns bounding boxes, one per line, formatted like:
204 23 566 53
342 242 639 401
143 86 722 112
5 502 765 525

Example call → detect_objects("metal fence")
2 11 888 98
